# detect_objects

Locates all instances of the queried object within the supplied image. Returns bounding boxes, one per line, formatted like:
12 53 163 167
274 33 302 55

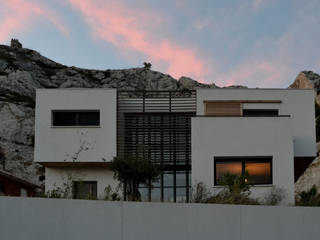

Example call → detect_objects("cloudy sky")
0 0 319 87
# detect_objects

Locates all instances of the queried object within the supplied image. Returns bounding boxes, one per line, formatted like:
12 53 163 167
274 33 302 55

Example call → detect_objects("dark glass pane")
163 171 173 187
73 181 97 199
245 161 271 184
52 112 77 126
138 187 149 201
79 111 100 126
163 188 174 202
243 109 278 116
152 177 161 187
176 188 186 202
176 172 186 187
216 161 242 183
151 188 161 202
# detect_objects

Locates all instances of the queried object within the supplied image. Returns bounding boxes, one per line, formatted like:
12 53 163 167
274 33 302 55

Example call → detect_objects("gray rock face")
0 43 220 186
1 41 317 188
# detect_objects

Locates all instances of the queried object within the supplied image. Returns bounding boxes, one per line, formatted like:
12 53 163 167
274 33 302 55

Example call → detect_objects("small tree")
111 156 161 201
143 62 152 69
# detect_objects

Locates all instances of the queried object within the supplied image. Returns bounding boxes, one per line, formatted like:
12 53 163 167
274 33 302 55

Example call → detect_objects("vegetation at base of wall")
110 156 161 201
315 102 320 141
192 174 284 205
206 173 260 205
296 185 320 206
103 185 121 201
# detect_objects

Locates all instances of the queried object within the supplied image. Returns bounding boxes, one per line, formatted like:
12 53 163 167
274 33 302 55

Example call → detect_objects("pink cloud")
215 60 289 87
0 0 69 43
68 0 209 81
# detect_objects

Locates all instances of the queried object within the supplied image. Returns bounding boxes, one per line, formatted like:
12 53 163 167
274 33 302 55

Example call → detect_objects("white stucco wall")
196 88 316 157
1 197 320 240
34 88 117 163
45 167 120 199
192 117 294 204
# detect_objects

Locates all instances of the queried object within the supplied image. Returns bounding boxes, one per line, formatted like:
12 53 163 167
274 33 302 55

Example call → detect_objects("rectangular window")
52 110 100 126
214 157 272 185
243 109 278 116
73 181 97 199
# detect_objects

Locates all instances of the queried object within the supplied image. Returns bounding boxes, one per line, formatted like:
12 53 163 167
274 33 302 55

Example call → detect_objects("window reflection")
245 162 271 184
216 162 242 181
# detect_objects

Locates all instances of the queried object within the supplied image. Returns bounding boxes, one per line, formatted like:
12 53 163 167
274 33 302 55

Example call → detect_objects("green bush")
206 173 260 205
296 185 320 206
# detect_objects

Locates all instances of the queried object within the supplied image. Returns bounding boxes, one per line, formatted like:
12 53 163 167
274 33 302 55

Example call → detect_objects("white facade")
34 88 316 204
196 88 316 157
34 89 118 198
192 89 316 204
34 88 117 163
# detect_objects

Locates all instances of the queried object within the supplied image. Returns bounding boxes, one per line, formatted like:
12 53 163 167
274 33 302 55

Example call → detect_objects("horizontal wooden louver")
205 102 241 116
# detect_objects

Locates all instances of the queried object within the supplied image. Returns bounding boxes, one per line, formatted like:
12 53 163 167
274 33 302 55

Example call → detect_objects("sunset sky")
0 0 319 87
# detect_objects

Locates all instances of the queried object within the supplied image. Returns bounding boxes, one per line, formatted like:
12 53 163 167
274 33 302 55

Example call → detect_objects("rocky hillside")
1 40 319 187
0 40 222 185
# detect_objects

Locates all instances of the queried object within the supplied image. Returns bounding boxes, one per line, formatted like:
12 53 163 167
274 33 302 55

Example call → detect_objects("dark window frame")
214 156 273 186
72 181 98 199
51 110 100 127
242 109 279 117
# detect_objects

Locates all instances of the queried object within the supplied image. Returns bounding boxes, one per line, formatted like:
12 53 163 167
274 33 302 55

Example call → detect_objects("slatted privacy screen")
117 91 196 202
204 102 242 116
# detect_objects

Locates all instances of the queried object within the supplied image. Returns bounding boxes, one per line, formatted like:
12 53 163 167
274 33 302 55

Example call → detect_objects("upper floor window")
243 109 278 116
214 157 272 185
52 110 100 126
204 100 281 116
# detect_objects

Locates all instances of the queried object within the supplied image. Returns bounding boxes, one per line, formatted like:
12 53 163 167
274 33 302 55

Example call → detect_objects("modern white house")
34 88 316 204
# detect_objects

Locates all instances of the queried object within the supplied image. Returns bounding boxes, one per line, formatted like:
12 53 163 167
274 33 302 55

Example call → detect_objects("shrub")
103 185 121 201
296 185 320 206
205 173 260 205
262 187 284 205
191 182 211 203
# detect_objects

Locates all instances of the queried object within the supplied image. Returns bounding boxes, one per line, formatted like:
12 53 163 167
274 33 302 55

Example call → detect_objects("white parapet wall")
0 197 320 240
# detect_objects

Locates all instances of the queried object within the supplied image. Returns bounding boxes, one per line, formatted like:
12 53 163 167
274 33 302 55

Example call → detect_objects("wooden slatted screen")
205 102 242 116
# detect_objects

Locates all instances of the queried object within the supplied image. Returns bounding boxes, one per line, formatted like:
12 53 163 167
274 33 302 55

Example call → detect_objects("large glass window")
52 110 100 126
73 181 97 199
125 113 192 202
215 157 272 185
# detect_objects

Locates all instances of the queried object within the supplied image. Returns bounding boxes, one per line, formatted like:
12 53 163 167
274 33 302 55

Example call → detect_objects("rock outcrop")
290 71 320 104
0 40 318 189
289 72 313 89
295 157 320 194
0 41 222 185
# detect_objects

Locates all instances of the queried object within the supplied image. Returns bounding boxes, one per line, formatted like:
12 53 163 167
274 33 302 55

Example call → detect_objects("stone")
295 157 320 195
289 72 313 89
